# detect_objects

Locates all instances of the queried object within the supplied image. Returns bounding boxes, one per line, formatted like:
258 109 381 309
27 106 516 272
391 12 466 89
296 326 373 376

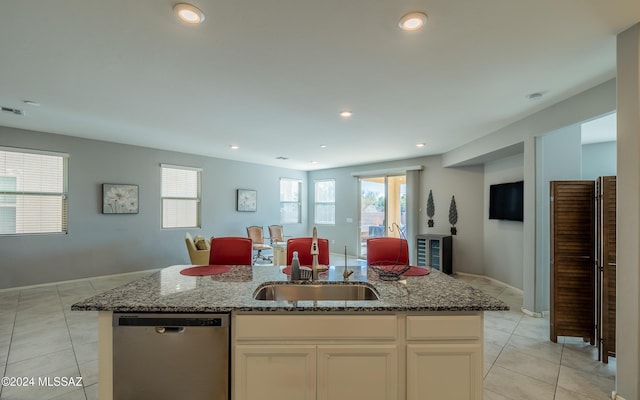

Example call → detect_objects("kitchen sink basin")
253 282 380 301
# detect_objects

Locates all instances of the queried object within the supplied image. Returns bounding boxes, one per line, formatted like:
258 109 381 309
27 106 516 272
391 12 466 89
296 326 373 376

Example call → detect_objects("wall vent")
1 107 25 116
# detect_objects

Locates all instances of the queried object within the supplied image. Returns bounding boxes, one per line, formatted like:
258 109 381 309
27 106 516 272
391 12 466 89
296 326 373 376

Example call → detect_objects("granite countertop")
71 264 509 313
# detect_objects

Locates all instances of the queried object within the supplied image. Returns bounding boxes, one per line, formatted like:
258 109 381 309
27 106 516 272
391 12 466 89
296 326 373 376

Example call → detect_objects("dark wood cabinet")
416 234 452 274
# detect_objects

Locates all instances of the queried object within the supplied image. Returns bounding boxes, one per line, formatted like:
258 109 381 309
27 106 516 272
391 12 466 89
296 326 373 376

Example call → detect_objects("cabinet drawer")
235 314 397 341
406 315 481 341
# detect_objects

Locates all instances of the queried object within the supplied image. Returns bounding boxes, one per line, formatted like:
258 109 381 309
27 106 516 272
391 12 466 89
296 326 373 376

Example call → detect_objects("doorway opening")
358 175 406 258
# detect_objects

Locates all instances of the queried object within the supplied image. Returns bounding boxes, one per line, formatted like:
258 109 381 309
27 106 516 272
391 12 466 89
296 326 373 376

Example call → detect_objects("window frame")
160 164 202 229
0 146 69 236
314 179 336 225
279 178 302 224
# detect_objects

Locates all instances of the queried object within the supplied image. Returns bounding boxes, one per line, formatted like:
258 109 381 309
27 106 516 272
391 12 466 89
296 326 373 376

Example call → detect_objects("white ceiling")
0 1 638 171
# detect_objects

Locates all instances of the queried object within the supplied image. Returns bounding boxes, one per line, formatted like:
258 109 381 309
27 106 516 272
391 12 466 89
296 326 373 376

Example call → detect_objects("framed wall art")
237 189 257 212
102 184 139 214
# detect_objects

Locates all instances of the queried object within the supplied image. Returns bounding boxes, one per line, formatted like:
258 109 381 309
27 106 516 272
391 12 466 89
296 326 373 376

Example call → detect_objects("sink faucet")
311 227 319 281
342 245 353 281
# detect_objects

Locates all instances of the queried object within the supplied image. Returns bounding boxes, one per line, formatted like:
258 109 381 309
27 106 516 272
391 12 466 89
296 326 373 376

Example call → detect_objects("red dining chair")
366 237 409 266
286 237 330 266
209 237 253 266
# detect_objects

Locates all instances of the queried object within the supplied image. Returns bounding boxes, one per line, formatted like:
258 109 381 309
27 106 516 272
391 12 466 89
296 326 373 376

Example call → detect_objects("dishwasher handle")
114 314 228 328
155 326 185 334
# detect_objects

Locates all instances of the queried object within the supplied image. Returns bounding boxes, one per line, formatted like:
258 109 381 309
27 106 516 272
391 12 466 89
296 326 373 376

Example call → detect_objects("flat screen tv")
489 181 524 221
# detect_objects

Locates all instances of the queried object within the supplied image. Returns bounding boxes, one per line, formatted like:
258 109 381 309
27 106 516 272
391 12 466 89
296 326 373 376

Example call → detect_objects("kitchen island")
72 264 508 400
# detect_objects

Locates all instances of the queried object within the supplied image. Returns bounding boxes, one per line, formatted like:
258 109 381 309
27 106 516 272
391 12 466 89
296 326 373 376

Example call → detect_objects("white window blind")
314 179 335 224
161 164 201 228
279 178 301 224
0 148 68 235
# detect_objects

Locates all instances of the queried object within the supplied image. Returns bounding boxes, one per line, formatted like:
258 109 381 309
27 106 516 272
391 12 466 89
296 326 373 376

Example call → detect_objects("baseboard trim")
521 307 544 318
0 268 160 293
454 271 524 294
612 391 626 400
453 272 551 317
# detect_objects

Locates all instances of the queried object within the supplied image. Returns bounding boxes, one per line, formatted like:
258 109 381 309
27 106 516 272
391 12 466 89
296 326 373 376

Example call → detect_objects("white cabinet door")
317 345 399 400
234 345 316 400
407 343 482 400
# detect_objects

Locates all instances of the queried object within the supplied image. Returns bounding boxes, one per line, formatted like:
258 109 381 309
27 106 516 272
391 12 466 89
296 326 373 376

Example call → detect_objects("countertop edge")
70 265 511 313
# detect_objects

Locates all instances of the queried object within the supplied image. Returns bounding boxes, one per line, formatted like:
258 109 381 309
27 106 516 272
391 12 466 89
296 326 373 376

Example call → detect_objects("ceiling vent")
275 156 289 160
1 107 25 116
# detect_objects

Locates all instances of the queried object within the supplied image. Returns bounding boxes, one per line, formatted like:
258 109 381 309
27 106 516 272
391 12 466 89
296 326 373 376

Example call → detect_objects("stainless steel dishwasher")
113 313 229 400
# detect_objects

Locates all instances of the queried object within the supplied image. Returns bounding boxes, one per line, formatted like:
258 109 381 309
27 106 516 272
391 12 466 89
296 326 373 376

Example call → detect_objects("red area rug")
403 266 430 276
180 265 231 276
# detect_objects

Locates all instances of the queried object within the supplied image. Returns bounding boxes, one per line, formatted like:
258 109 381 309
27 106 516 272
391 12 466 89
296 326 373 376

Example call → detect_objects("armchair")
184 232 211 265
268 224 285 245
268 224 287 266
246 226 273 264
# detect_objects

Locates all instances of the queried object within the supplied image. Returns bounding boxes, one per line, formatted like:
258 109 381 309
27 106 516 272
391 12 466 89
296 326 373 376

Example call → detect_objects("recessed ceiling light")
339 110 352 118
320 144 327 148
174 3 205 24
416 143 426 148
399 12 427 31
230 145 239 150
311 161 318 164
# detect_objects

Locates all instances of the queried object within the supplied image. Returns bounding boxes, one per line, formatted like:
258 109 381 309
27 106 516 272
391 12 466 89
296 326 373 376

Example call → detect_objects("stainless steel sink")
253 282 380 301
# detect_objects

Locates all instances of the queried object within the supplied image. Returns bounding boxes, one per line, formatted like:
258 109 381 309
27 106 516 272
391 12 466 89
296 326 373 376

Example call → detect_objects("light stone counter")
71 264 508 312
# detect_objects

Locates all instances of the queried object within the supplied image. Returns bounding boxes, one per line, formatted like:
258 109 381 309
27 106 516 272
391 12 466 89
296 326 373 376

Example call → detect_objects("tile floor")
455 273 616 400
0 270 615 399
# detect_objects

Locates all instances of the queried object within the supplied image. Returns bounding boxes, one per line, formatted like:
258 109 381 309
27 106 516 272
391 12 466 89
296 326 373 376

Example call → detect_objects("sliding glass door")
358 175 406 258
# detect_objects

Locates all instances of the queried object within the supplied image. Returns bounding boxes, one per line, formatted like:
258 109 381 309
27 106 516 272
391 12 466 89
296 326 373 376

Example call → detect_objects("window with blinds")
161 164 201 228
279 178 301 224
0 147 68 235
314 179 335 224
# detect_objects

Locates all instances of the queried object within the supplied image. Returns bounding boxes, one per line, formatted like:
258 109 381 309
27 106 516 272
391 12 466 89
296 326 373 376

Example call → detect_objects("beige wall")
483 154 524 289
0 126 308 289
308 155 485 275
615 22 640 400
443 79 616 312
